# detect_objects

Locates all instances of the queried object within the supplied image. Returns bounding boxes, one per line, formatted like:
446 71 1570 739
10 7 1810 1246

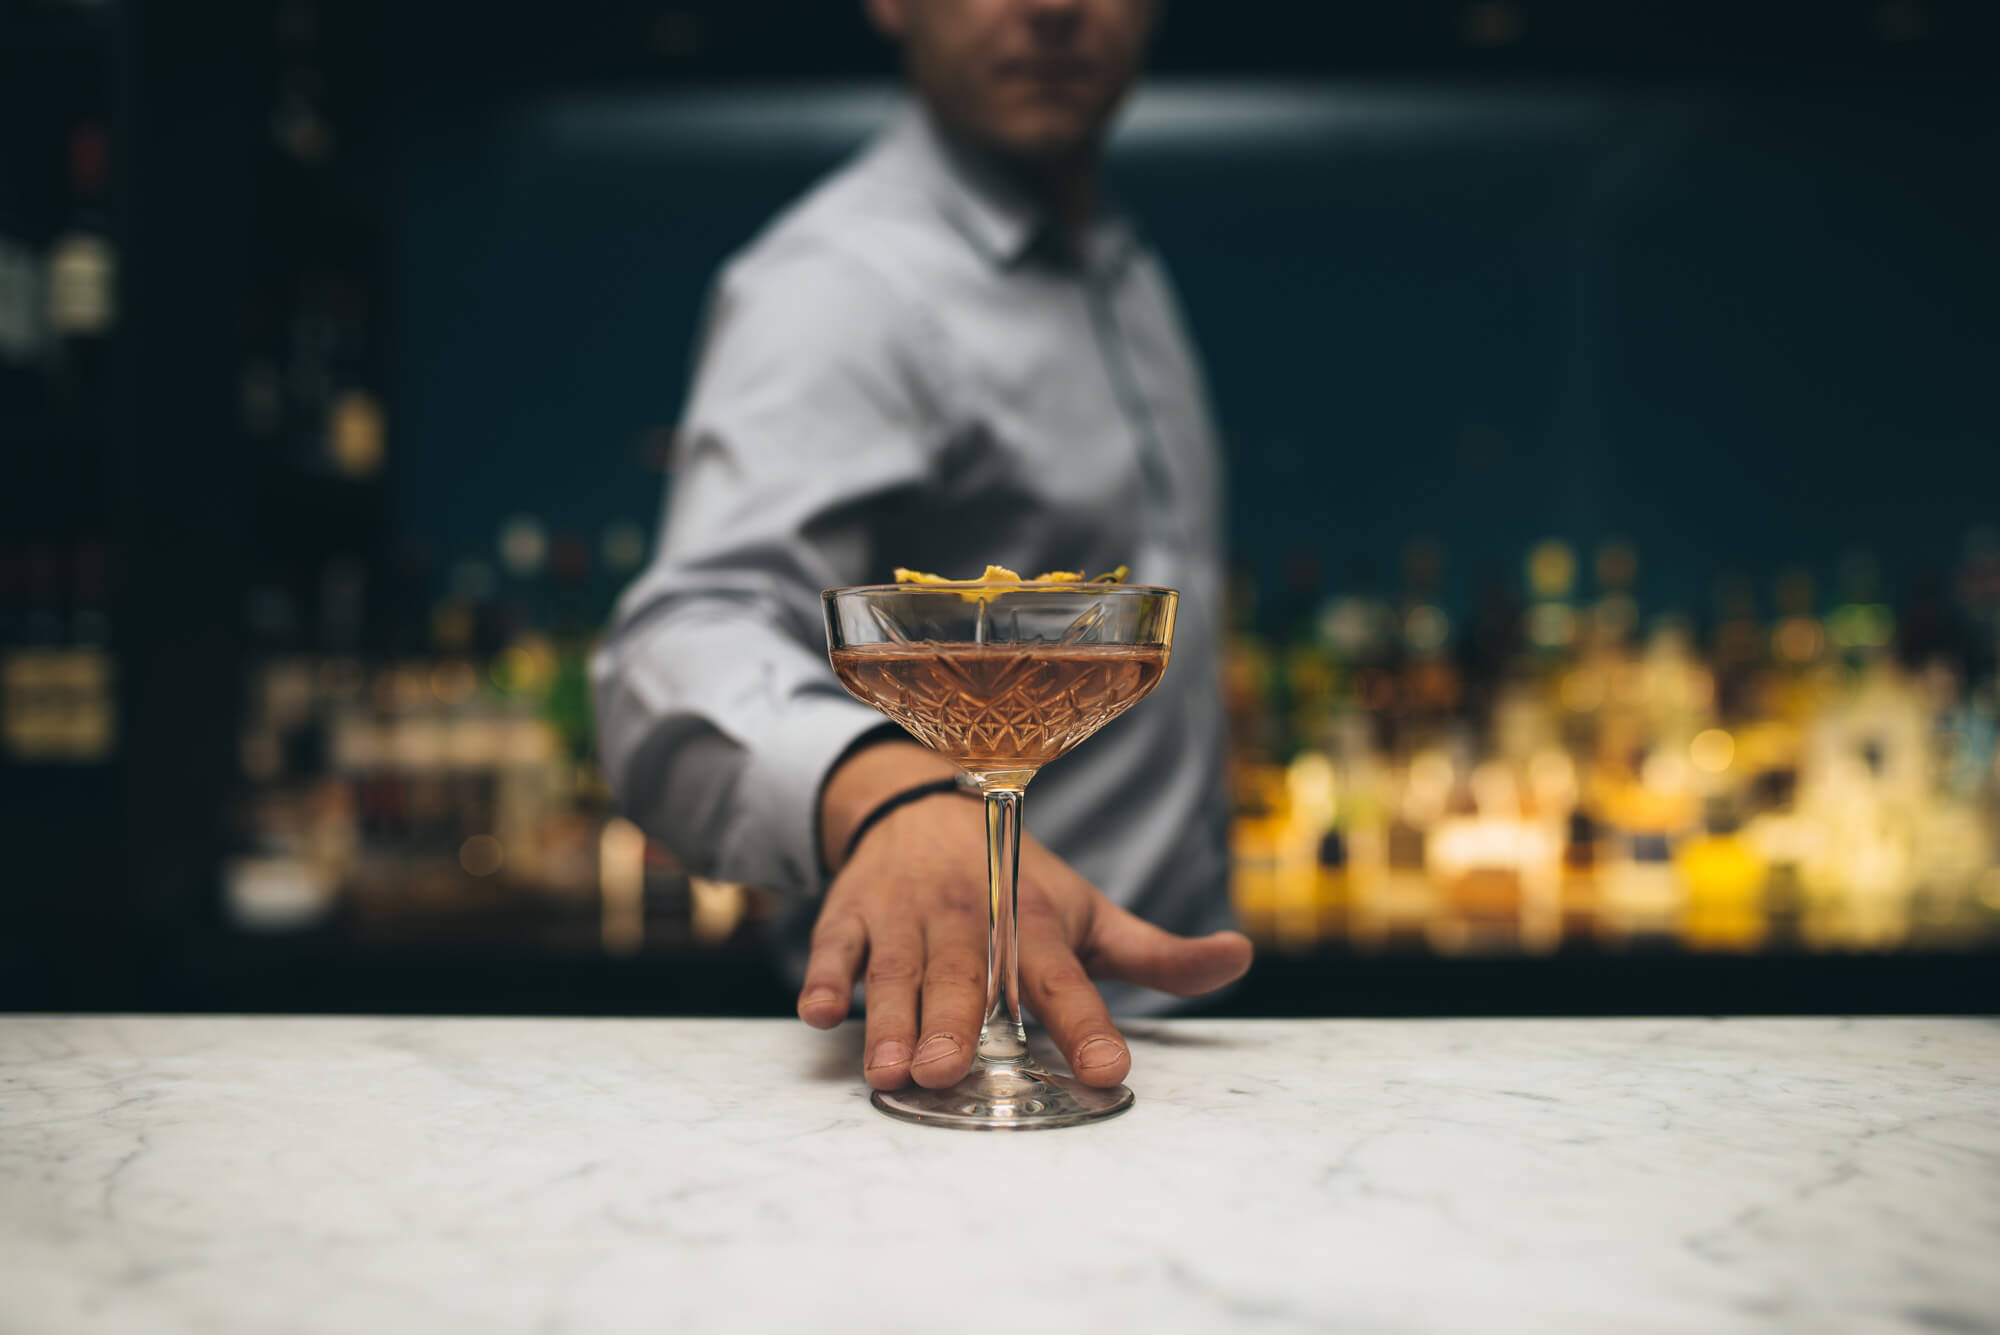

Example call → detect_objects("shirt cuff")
740 694 902 901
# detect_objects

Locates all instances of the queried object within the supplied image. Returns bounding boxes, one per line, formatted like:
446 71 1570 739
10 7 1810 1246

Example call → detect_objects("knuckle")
809 914 862 951
1016 896 1067 932
928 894 985 926
866 956 923 987
1029 962 1096 1002
809 935 859 962
924 954 985 991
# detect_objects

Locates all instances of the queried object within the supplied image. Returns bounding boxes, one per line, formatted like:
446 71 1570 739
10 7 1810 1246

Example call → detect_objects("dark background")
395 78 1997 621
2 0 1996 1015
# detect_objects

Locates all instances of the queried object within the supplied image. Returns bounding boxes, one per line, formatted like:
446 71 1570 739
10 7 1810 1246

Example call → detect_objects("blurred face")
869 0 1157 163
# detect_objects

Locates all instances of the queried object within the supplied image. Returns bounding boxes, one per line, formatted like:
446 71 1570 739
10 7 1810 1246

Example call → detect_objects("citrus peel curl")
892 564 1130 603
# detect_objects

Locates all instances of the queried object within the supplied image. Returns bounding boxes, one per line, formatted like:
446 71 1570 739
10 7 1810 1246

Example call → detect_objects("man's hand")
800 742 1253 1091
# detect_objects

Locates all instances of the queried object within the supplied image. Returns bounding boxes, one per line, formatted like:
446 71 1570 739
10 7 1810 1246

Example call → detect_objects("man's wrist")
837 778 973 870
817 737 960 872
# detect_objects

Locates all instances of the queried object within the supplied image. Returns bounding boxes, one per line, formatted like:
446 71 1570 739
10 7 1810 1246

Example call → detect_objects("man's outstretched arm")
803 738 1252 1091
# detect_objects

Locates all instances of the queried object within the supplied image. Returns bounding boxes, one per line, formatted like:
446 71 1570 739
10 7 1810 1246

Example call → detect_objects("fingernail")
802 988 839 1008
1076 1037 1126 1071
865 1041 911 1071
913 1034 961 1065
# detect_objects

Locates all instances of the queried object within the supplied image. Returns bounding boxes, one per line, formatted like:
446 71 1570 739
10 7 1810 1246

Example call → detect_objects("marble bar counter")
3 1016 1997 1334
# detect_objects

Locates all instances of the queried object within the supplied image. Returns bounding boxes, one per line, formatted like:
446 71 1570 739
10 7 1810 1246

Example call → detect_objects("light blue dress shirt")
592 104 1234 982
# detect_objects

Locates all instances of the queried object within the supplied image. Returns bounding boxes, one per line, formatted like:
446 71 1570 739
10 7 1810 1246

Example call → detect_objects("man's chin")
982 114 1103 165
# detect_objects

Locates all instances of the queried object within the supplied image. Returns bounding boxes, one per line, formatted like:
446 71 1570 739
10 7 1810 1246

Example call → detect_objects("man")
592 0 1251 1095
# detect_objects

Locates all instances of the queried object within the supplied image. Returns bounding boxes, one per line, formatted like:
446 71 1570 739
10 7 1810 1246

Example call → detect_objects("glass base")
870 1059 1134 1131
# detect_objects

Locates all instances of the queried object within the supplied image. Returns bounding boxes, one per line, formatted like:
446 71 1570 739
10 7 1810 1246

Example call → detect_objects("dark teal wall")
395 83 1998 625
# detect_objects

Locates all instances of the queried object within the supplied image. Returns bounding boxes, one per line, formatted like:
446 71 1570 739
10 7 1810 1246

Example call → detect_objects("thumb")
1079 900 1253 997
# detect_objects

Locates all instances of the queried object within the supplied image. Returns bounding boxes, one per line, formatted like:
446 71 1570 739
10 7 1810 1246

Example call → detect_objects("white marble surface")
2 1016 1996 1334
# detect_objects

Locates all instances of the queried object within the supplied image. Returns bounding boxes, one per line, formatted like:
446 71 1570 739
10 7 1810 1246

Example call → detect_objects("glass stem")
978 785 1028 1065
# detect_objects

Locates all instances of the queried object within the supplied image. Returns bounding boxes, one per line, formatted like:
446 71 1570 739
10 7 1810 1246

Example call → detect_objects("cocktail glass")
823 582 1178 1130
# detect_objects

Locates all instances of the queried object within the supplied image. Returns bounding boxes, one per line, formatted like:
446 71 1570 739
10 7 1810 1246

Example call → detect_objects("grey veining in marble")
2 1016 1996 1334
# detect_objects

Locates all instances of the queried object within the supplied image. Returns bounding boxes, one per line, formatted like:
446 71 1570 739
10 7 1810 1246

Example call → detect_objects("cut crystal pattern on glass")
830 643 1166 769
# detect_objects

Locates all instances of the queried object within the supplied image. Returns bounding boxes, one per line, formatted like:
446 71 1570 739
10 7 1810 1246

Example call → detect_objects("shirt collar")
890 103 1139 280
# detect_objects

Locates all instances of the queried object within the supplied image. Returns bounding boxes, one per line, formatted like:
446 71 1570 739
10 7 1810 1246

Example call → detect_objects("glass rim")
823 582 1179 599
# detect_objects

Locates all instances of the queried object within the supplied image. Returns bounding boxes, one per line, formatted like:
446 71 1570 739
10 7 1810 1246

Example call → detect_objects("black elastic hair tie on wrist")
839 778 967 870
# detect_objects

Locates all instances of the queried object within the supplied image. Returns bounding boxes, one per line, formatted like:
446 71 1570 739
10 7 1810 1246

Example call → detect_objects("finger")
1018 905 1130 1088
1082 902 1254 998
798 912 866 1029
911 901 987 1089
861 921 924 1090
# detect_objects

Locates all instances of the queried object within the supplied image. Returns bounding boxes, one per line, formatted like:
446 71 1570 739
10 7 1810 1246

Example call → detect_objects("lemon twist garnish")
893 564 1130 602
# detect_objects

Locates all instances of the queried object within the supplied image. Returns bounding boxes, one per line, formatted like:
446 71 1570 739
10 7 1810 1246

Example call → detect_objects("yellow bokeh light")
1979 869 2000 914
1529 602 1575 648
330 390 385 479
1526 748 1577 809
690 877 748 946
1640 749 1690 796
496 636 558 696
1404 604 1450 654
1285 750 1338 829
1527 540 1577 599
1559 668 1604 713
1773 616 1823 664
1689 728 1735 774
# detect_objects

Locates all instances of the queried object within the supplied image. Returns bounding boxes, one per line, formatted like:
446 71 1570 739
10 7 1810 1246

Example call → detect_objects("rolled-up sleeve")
591 243 947 900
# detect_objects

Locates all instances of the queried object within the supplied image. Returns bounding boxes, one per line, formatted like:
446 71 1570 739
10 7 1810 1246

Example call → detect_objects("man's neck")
1012 155 1100 252
928 110 1104 254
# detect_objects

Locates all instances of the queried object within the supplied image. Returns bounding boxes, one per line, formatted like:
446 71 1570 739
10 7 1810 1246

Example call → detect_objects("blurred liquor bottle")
278 273 385 481
0 542 116 765
1314 827 1351 946
1594 540 1639 650
1712 574 1763 719
1317 560 1396 725
1741 766 1808 949
1226 759 1284 945
1355 749 1448 950
1398 540 1460 747
1558 808 1602 940
1596 758 1695 946
0 137 45 425
1270 751 1337 953
323 284 385 482
1601 830 1681 947
45 122 115 427
1795 639 1924 951
1911 614 1999 945
228 578 337 932
1524 539 1578 678
1678 795 1767 952
1217 530 2000 960
1428 798 1519 956
1321 727 1388 951
1221 564 1278 773
1222 560 1283 940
